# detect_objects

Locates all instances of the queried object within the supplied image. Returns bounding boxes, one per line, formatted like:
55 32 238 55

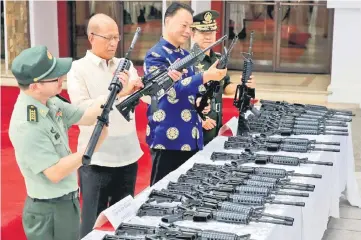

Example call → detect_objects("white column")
327 2 361 106
28 0 59 57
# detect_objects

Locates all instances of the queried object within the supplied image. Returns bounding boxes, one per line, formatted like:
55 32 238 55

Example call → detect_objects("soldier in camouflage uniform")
191 10 256 145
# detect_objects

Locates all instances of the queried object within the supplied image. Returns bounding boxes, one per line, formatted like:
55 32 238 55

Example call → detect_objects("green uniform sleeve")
54 98 84 128
19 126 61 175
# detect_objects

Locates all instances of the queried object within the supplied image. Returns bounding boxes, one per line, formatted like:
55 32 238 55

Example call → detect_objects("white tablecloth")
83 117 361 240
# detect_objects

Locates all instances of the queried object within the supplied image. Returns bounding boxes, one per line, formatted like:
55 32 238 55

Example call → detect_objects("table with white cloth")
82 117 361 240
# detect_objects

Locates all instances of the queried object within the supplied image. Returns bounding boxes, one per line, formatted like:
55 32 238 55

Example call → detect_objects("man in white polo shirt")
67 13 155 238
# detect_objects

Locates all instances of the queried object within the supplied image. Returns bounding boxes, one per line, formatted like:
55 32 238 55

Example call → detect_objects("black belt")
29 190 79 203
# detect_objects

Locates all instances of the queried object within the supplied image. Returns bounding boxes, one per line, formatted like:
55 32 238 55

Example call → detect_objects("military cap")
191 10 219 32
11 45 72 85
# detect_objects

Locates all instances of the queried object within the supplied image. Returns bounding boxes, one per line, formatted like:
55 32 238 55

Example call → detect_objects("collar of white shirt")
85 50 117 67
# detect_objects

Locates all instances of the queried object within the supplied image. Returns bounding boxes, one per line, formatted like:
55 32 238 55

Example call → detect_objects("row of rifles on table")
103 134 345 240
102 31 355 240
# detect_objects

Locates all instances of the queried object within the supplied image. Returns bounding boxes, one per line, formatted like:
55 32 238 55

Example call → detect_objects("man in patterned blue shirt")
144 2 227 185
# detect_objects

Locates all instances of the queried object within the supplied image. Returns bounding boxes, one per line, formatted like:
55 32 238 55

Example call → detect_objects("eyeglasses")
41 78 59 83
91 33 121 42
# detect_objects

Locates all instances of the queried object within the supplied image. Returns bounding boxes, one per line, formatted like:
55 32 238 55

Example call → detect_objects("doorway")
225 1 333 74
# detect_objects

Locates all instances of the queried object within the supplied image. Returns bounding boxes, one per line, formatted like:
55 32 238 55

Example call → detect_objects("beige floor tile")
327 218 361 231
340 207 361 220
322 229 361 240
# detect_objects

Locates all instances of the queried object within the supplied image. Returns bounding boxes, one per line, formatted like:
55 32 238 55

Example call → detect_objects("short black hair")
18 83 30 90
164 2 194 23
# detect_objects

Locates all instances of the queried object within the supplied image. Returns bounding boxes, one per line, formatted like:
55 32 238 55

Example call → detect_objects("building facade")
2 0 361 106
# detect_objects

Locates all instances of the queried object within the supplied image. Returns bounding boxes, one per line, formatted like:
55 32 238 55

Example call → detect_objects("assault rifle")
82 27 141 164
136 203 294 226
116 35 228 121
247 112 349 127
247 118 348 133
106 222 253 240
192 163 322 179
233 31 259 136
248 113 348 127
210 151 333 166
185 168 315 190
224 139 341 153
229 135 340 146
260 100 355 117
172 178 310 198
196 35 238 119
146 192 294 224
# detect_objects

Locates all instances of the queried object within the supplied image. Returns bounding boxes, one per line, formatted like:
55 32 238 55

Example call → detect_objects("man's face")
89 22 120 60
165 9 193 46
34 75 65 97
191 30 217 50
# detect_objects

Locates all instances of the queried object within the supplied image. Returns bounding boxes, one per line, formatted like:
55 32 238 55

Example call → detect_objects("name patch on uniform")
27 105 38 122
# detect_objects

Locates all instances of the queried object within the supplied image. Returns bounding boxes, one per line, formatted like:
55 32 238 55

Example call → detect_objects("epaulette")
27 105 38 122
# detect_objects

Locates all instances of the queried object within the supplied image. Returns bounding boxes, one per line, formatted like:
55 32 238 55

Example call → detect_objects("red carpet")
1 86 237 240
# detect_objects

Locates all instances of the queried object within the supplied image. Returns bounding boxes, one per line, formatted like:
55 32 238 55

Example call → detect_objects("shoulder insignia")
27 105 38 122
151 52 161 58
162 46 173 54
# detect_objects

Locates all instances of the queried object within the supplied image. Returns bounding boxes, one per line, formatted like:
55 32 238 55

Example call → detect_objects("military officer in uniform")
190 10 256 145
144 2 227 185
8 45 108 240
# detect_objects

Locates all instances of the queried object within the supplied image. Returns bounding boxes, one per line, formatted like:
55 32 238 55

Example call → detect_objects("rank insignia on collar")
27 105 38 122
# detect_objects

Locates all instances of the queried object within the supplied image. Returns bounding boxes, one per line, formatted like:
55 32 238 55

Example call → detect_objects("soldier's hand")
243 75 256 88
203 59 227 83
202 117 217 130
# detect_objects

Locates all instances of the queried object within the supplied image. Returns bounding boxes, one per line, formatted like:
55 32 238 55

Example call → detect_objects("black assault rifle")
196 35 238 119
233 31 259 136
116 35 228 121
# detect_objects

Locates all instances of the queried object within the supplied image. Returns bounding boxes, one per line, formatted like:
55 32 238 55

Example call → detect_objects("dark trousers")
79 162 138 238
150 149 197 186
22 195 80 240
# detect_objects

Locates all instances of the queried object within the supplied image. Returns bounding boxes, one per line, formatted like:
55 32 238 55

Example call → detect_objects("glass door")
224 1 333 74
275 1 333 73
122 1 163 66
225 1 277 72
